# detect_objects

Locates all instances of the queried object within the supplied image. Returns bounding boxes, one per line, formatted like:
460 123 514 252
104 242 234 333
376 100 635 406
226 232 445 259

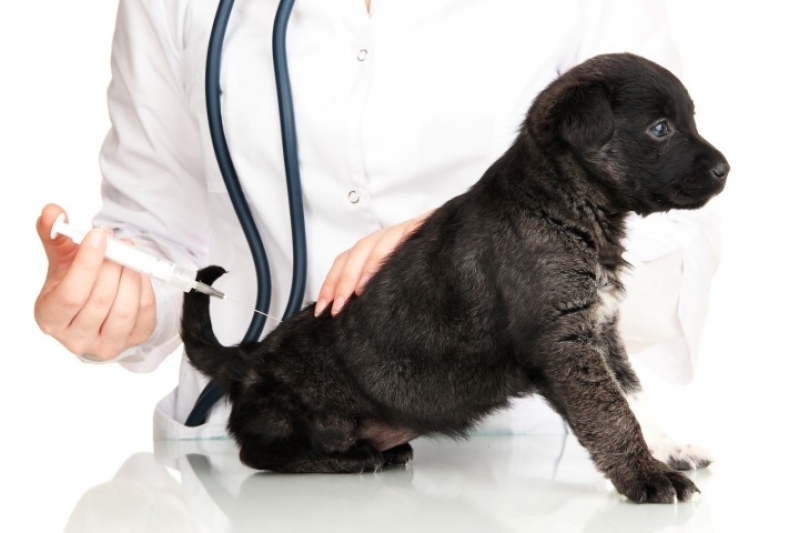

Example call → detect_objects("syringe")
50 214 225 299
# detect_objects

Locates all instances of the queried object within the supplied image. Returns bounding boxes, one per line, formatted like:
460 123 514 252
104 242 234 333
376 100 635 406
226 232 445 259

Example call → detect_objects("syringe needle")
191 282 278 321
222 296 282 323
194 281 225 299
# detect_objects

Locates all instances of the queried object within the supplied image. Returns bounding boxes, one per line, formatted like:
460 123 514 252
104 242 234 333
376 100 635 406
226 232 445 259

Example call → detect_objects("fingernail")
314 299 328 317
87 229 105 248
356 274 371 295
331 298 344 316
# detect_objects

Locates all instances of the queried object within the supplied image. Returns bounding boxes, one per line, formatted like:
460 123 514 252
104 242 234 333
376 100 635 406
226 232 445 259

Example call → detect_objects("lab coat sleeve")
89 0 209 373
568 0 722 383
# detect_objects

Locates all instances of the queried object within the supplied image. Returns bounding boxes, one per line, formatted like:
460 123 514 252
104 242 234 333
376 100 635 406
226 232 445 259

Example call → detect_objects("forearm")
89 0 209 370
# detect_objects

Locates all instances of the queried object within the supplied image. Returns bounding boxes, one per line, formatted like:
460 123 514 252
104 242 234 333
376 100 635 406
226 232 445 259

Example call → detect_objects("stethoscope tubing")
185 0 304 427
273 0 307 321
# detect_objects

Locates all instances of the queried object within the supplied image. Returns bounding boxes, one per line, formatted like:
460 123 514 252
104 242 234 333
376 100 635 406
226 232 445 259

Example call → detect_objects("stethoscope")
185 0 305 427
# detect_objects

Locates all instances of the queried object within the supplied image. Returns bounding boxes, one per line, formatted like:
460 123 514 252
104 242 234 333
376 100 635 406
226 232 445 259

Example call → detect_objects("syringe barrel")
51 214 199 293
151 261 198 293
104 237 159 275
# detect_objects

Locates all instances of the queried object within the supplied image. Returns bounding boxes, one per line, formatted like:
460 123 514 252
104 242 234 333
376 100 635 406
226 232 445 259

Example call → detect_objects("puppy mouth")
671 196 716 210
669 180 726 209
642 177 725 213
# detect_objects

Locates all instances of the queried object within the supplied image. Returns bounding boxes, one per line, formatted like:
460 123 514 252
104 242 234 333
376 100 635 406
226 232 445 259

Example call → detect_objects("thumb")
36 203 79 274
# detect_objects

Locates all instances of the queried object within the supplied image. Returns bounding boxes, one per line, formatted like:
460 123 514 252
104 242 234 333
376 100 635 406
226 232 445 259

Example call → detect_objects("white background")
1 1 797 531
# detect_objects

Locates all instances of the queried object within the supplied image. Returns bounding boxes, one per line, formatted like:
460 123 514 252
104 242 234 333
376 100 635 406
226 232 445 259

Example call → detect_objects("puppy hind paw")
382 442 414 467
339 445 387 473
241 443 387 473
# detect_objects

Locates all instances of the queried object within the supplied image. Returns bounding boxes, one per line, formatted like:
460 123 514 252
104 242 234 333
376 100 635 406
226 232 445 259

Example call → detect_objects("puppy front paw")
649 434 714 471
614 460 699 503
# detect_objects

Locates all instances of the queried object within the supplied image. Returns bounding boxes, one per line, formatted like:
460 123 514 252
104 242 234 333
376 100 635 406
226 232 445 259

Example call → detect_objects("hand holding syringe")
49 212 274 319
35 205 273 362
50 213 225 299
34 204 159 361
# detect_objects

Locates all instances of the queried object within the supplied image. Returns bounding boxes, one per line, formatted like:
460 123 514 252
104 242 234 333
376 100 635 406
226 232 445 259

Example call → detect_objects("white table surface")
53 430 786 533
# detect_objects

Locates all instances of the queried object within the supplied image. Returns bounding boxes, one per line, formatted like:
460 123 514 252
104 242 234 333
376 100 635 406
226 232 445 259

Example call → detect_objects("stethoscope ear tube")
185 0 304 427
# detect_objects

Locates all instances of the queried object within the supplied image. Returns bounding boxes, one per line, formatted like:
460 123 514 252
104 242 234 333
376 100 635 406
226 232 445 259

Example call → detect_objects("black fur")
181 54 727 503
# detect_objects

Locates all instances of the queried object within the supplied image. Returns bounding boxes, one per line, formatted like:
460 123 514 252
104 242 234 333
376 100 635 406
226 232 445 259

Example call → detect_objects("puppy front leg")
542 344 698 503
603 326 714 471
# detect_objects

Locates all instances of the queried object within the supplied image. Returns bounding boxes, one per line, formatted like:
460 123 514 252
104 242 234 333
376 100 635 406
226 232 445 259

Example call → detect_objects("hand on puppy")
315 210 432 317
34 203 156 361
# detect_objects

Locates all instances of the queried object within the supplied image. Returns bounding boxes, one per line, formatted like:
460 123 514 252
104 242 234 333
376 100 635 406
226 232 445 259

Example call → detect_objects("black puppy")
182 53 728 503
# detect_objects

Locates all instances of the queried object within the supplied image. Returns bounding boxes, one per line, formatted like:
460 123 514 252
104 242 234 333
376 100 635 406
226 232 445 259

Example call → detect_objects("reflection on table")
65 435 713 532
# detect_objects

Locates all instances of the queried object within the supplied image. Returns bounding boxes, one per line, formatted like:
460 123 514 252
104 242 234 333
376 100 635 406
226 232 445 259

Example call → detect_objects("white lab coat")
89 0 721 440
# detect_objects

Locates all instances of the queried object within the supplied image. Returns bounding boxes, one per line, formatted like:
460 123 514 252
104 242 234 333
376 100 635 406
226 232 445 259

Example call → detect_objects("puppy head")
527 53 728 215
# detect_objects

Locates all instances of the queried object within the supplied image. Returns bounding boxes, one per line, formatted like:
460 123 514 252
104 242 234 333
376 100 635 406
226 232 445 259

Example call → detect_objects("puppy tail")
180 265 245 392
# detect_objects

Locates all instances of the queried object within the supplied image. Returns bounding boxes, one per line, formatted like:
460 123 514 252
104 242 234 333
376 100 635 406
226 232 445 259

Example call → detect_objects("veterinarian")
34 0 721 440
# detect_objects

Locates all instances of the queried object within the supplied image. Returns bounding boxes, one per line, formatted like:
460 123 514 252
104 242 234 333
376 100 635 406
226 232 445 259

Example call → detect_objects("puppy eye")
648 120 671 139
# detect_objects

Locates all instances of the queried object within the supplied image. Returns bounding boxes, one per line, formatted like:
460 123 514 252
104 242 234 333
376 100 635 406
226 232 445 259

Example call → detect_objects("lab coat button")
348 191 361 204
357 49 368 61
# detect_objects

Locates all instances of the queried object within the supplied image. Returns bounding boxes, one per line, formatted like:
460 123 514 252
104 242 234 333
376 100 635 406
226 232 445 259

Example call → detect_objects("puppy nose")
711 161 730 180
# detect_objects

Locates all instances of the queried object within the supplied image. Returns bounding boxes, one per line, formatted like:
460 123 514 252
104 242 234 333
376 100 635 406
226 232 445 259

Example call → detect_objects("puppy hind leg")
237 412 391 473
250 429 413 472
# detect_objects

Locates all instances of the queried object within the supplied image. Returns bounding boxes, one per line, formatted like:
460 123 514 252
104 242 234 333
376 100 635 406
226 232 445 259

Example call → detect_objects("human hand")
315 210 432 317
34 204 156 361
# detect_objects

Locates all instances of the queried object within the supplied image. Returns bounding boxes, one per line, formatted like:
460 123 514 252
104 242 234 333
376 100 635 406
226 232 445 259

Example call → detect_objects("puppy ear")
557 84 615 151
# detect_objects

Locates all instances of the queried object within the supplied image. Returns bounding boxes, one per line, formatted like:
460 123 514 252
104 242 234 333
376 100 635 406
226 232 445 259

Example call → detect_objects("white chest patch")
596 267 621 324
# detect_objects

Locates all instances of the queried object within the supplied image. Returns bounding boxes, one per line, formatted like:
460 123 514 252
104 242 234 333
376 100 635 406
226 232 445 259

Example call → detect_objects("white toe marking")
624 392 713 469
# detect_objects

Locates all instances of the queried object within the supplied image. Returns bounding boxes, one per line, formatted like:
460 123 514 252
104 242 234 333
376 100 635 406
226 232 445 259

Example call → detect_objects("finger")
331 231 387 315
315 211 433 317
63 259 123 354
354 226 406 295
94 267 143 359
355 215 428 295
35 229 108 333
129 273 156 346
315 251 349 316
